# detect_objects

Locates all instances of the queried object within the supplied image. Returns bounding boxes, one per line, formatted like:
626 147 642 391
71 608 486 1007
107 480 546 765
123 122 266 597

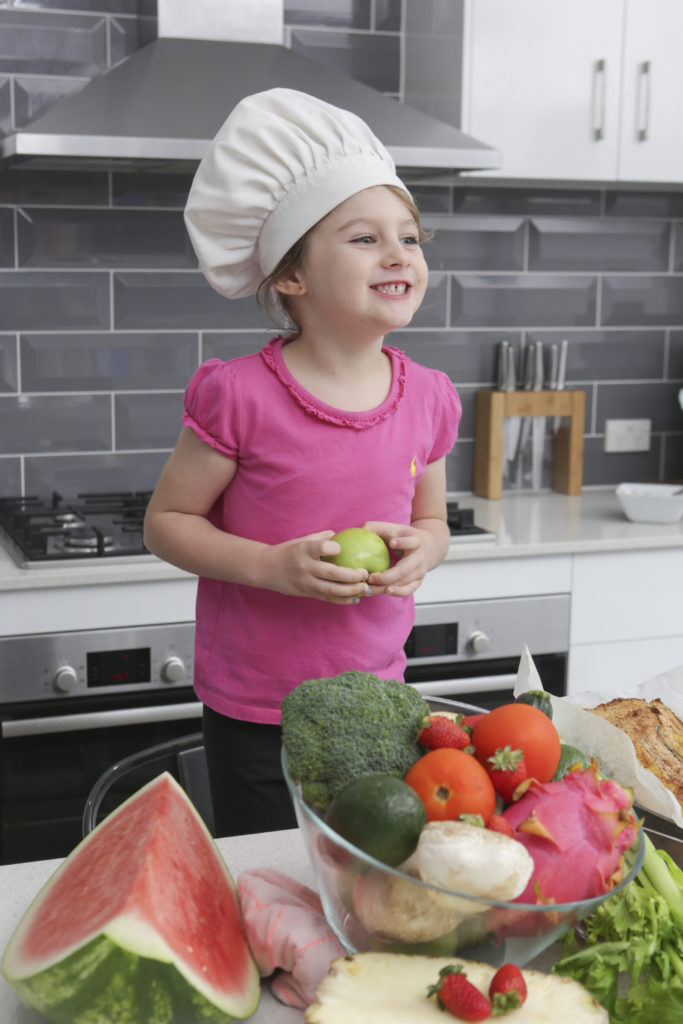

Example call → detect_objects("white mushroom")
352 868 462 944
416 820 534 912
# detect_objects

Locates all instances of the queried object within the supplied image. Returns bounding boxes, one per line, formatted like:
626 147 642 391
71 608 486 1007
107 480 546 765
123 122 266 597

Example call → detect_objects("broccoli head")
281 670 429 811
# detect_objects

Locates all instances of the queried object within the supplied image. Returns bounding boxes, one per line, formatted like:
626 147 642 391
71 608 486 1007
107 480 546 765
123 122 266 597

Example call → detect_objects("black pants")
202 705 297 838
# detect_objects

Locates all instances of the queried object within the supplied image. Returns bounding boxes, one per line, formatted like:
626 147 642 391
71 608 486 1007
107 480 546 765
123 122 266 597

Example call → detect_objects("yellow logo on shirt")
410 457 417 477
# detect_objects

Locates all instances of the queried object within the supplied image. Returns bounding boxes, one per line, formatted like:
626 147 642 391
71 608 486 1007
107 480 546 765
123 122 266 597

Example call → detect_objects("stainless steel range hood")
0 0 500 175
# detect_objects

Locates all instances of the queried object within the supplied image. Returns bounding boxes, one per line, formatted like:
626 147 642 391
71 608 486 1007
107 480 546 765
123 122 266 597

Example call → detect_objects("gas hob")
0 492 154 569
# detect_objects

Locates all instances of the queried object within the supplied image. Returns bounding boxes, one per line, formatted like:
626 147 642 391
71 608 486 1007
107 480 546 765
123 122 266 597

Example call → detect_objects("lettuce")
553 832 683 1023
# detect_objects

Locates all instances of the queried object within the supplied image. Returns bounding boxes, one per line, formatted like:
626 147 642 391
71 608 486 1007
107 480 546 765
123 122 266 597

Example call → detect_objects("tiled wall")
0 0 682 500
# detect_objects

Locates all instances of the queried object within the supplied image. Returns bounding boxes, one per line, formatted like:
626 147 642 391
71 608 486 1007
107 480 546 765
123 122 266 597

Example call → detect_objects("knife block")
473 389 585 500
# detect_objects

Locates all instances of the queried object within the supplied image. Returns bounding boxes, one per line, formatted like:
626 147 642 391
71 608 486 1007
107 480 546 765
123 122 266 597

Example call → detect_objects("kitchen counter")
446 487 683 562
3 821 679 1023
0 827 565 1024
1 488 682 593
0 830 309 1024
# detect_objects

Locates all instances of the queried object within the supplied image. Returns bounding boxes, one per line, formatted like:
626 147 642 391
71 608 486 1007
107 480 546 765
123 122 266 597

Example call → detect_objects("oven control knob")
161 656 186 683
467 630 491 656
53 665 78 693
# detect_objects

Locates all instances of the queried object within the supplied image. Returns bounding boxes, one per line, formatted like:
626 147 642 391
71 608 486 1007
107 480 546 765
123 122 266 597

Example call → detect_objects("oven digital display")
404 623 458 659
87 648 151 687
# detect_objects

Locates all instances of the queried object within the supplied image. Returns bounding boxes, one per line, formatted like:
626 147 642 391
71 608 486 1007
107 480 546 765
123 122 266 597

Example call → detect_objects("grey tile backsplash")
0 0 681 500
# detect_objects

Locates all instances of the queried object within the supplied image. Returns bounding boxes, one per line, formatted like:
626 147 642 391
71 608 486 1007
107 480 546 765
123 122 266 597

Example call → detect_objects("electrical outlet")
604 419 651 453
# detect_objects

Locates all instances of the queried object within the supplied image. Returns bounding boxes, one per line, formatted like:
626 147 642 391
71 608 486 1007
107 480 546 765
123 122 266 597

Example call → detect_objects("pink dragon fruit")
501 766 639 904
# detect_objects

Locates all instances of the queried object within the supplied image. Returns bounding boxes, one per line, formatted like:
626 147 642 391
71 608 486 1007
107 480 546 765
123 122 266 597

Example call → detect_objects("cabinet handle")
637 60 652 142
592 59 607 141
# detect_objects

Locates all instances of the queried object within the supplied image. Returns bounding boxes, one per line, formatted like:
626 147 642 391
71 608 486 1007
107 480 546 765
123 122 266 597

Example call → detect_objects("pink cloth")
182 336 462 723
237 867 345 1009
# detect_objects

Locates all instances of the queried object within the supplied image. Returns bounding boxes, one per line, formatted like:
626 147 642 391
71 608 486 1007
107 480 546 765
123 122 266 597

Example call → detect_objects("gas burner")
61 528 114 553
54 512 84 527
0 490 153 566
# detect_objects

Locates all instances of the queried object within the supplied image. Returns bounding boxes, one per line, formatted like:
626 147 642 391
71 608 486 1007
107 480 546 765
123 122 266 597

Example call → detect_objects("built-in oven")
0 623 199 865
0 592 569 865
405 594 570 710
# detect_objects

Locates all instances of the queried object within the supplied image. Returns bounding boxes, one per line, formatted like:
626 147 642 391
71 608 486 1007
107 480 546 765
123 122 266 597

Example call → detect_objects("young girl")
143 89 462 837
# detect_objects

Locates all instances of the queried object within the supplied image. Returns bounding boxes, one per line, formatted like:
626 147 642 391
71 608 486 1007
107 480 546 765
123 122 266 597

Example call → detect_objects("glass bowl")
282 696 645 968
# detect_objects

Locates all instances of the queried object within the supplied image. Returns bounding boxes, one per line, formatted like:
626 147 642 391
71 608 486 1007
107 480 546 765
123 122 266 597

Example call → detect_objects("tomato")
471 703 561 783
403 748 496 822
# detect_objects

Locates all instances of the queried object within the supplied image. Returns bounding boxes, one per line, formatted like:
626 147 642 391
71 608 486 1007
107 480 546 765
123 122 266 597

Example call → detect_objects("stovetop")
0 492 153 568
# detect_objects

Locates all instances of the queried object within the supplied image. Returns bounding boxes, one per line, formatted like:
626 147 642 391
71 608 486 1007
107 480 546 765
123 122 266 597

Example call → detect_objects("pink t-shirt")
182 336 461 724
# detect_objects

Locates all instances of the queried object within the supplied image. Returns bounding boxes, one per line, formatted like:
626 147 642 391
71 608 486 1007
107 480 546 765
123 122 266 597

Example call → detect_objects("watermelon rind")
1 773 261 1024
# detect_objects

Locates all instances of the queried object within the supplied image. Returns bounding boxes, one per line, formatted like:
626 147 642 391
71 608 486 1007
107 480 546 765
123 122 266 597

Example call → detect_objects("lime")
322 527 390 573
325 773 426 867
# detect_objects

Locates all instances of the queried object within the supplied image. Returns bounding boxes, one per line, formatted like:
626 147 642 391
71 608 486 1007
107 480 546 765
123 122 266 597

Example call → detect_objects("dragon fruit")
501 766 639 904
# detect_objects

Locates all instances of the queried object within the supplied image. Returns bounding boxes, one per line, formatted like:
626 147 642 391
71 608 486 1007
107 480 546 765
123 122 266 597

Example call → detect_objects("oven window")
0 694 200 866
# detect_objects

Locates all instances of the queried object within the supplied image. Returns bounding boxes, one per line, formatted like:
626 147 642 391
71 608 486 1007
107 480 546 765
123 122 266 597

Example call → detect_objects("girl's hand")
262 530 372 605
362 520 449 597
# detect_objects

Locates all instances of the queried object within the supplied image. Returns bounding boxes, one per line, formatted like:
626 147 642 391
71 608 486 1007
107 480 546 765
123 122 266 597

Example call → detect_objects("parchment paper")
513 646 683 830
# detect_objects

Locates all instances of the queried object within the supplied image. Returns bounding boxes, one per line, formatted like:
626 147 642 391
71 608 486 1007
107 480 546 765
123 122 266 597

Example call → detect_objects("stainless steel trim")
2 702 202 738
410 674 517 697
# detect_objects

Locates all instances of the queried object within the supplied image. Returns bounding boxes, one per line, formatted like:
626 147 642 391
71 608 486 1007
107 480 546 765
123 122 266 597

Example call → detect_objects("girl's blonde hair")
256 185 429 333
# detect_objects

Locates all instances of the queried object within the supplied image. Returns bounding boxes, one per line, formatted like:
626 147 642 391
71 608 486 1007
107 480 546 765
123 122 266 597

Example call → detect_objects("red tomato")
404 748 496 822
471 704 561 783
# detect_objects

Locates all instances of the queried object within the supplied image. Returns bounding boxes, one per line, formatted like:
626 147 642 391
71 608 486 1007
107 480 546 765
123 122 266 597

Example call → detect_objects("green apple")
322 527 390 573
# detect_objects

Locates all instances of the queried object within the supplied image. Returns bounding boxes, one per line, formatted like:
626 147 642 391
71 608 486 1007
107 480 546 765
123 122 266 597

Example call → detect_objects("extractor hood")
0 0 501 176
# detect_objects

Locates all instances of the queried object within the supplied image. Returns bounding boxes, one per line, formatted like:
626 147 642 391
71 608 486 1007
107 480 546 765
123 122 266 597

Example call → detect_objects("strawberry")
418 714 473 752
485 745 528 803
485 813 516 839
461 712 486 731
427 965 491 1021
488 963 527 1015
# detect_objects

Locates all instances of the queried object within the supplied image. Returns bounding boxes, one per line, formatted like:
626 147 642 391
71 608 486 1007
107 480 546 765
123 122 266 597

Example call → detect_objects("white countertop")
1 488 681 594
0 830 309 1024
445 488 683 562
0 827 560 1024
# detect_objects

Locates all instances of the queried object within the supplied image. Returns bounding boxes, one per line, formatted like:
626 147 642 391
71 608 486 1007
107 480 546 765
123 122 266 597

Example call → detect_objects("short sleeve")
428 370 462 462
182 359 242 460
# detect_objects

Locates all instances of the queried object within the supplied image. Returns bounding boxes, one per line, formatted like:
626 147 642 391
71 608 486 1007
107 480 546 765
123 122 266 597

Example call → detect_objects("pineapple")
305 952 608 1023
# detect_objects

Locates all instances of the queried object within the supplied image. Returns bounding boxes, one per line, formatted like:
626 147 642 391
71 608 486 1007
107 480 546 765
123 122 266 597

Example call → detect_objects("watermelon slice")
1 773 260 1024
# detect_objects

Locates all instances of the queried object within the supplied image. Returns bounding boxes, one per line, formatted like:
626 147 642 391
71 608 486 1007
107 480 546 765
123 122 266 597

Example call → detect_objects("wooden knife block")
473 389 585 499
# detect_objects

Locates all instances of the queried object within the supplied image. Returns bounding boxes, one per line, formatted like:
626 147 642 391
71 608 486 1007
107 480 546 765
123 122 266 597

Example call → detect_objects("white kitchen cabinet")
618 0 683 182
568 548 683 694
463 0 683 183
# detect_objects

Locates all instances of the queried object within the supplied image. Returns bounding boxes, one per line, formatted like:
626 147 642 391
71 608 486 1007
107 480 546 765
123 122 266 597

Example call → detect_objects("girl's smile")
371 281 411 297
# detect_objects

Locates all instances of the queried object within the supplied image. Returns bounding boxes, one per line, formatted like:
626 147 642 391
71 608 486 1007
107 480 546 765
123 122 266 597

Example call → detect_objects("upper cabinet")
462 0 683 183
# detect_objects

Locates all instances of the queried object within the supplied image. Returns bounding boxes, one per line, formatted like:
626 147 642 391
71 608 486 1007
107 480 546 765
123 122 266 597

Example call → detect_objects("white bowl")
616 482 683 524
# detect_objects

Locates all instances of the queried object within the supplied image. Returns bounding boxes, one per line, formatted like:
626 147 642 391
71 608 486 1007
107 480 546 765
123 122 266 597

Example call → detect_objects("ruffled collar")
260 336 407 430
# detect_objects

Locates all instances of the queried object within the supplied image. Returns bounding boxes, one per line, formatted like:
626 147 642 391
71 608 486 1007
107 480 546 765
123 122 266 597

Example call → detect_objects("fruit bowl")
282 697 645 968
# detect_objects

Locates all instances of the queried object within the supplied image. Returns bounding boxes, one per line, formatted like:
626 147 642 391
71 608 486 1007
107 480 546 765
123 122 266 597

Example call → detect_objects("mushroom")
416 820 534 913
352 861 461 944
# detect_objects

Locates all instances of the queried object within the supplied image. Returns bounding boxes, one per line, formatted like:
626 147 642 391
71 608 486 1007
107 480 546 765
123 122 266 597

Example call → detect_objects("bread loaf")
586 697 683 807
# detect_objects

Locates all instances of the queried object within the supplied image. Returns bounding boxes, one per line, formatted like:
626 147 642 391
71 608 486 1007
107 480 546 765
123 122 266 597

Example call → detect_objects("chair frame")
81 731 207 837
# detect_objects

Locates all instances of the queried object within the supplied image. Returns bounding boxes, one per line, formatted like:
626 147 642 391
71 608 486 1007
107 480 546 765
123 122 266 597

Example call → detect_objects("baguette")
586 697 683 807
305 952 608 1023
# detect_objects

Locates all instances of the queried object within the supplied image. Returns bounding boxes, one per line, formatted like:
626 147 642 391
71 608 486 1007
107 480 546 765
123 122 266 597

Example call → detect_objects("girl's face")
275 186 428 339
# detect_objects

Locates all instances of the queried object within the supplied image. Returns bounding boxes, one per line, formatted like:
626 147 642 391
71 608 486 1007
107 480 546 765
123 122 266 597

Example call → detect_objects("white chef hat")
184 88 410 299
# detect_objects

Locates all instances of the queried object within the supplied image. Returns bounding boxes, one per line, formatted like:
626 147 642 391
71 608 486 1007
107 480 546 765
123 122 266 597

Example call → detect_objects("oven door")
0 690 202 865
404 596 570 711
